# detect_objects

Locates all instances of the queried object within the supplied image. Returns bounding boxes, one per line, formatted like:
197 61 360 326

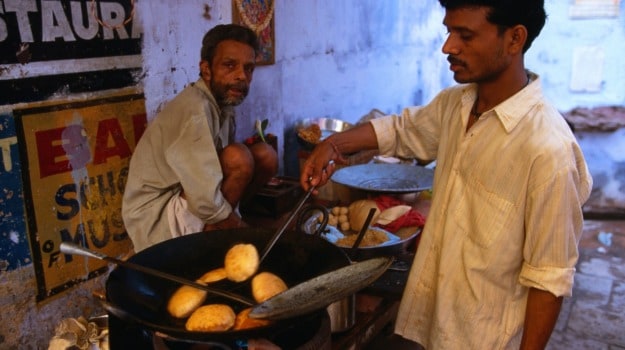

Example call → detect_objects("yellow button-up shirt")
371 73 592 349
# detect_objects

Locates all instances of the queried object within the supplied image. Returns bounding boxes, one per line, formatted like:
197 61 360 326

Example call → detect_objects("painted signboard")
0 0 142 105
14 93 146 301
0 113 30 271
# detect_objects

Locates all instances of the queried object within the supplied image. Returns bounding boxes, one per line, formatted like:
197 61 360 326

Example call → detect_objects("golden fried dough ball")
167 284 208 319
198 267 227 283
224 244 259 282
251 272 288 303
185 304 236 332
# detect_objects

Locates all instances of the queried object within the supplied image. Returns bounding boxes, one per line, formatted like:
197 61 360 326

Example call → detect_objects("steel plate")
331 164 434 193
249 257 392 320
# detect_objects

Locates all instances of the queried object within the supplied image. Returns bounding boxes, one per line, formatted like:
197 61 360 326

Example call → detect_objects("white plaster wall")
139 1 232 116
138 1 451 176
526 1 625 111
138 1 625 178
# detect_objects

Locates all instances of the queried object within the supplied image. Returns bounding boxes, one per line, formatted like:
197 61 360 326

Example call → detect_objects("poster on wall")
0 0 142 105
0 114 30 271
232 0 275 65
14 93 146 302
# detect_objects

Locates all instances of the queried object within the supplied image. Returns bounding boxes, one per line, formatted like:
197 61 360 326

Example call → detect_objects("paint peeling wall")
1 0 624 348
138 1 452 176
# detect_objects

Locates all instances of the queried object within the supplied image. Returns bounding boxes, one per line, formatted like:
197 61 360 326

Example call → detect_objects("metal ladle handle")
60 242 254 306
258 184 316 263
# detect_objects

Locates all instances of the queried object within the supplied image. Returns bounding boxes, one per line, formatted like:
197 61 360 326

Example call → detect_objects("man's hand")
299 122 379 193
299 141 339 193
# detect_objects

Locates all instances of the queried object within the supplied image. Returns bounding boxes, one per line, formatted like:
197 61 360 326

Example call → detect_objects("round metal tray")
331 163 433 193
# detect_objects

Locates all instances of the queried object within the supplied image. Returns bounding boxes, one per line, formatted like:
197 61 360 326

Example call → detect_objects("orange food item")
297 124 322 144
233 307 271 330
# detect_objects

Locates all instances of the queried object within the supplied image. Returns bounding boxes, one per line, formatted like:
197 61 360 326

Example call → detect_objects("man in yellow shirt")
301 1 592 348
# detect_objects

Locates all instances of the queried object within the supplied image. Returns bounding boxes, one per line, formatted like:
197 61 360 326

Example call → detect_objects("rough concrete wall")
235 0 451 175
526 1 625 111
565 107 625 216
579 130 625 216
139 1 233 116
138 1 451 176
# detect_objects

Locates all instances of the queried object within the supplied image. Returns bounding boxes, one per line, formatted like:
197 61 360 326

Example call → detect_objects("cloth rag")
373 195 426 233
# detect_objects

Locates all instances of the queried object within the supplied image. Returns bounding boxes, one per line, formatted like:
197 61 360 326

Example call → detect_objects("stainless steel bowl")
295 117 353 151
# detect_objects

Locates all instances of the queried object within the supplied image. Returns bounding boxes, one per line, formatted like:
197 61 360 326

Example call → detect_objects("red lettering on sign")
36 127 68 178
93 118 132 165
132 113 147 143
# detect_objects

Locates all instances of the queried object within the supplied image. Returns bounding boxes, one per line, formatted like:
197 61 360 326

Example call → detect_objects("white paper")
570 46 605 92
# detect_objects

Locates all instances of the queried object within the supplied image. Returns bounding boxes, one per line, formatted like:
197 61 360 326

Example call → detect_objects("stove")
108 309 332 350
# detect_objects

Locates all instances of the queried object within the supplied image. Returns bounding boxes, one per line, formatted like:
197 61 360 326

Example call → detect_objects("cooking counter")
242 188 428 349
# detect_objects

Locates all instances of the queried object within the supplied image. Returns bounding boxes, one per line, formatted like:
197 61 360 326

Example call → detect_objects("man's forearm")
520 287 563 349
326 122 379 155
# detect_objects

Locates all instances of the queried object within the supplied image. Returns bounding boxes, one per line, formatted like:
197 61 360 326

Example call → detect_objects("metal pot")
297 205 421 261
105 227 353 345
326 295 356 333
295 117 353 151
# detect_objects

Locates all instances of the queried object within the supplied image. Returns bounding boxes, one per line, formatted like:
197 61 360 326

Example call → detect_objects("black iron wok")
105 227 351 344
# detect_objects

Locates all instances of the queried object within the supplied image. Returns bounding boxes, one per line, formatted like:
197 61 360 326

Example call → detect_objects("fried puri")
251 271 288 303
167 284 208 318
224 243 259 282
198 267 227 283
185 304 236 332
167 268 227 318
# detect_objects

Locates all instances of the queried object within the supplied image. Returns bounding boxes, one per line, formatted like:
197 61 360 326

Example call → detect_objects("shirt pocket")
451 180 515 249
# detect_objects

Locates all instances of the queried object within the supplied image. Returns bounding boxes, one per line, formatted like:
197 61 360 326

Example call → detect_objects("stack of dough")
327 206 350 231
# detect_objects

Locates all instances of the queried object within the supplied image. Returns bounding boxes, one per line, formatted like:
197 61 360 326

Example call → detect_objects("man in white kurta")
123 24 277 252
122 79 235 251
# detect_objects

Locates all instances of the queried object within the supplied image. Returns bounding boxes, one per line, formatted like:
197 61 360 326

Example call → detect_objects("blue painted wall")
0 113 29 271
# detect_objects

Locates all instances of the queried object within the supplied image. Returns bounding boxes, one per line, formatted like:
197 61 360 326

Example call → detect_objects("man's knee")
249 142 278 174
220 143 254 176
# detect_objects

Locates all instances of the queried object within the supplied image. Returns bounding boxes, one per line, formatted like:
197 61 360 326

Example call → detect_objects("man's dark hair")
200 24 259 64
439 0 547 52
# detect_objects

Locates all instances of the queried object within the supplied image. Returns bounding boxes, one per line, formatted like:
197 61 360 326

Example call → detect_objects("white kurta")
122 79 235 252
371 73 593 349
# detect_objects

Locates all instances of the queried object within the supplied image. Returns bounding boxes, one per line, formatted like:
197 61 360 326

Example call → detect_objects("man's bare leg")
203 142 277 231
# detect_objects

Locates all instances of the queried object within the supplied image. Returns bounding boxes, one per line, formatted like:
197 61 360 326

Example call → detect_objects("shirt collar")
494 71 542 133
192 78 235 121
462 71 543 133
193 78 217 105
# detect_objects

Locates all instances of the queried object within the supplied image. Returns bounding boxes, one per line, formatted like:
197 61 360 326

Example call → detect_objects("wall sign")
0 0 142 105
14 93 146 302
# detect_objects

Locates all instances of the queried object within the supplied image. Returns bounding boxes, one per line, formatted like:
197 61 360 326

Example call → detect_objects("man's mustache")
447 56 466 67
229 83 249 94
